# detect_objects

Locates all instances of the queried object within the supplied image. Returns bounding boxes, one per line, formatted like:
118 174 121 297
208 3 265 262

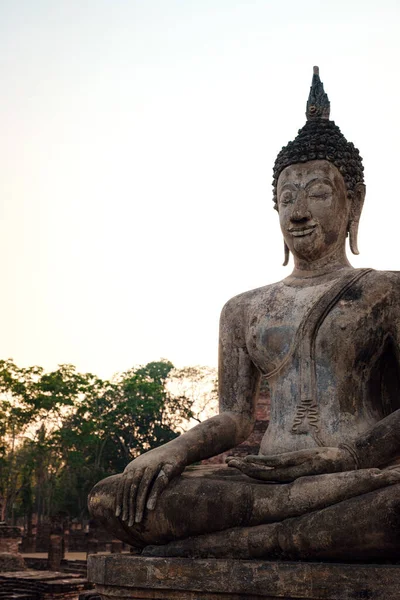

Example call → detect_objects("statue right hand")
115 448 186 526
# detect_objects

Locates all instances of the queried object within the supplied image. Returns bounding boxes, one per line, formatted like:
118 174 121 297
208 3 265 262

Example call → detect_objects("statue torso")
240 269 400 454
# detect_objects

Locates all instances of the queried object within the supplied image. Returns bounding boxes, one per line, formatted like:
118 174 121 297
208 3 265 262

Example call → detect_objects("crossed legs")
88 464 400 559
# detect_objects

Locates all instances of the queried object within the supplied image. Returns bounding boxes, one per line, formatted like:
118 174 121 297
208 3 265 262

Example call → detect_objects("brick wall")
203 382 270 465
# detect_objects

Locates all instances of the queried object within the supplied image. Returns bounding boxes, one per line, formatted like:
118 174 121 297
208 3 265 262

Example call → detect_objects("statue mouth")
288 225 317 237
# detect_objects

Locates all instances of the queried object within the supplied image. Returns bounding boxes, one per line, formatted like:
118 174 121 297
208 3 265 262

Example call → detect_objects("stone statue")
89 67 400 561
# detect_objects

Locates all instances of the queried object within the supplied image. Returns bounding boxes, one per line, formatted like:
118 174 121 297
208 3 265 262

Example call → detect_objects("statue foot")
89 467 400 558
142 524 279 559
142 541 201 559
143 482 400 561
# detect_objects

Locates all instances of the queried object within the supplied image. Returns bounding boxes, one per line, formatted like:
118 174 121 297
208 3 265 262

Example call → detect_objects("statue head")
273 67 366 266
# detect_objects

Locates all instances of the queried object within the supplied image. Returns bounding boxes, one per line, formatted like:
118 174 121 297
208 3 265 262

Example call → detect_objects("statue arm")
171 293 262 463
228 407 400 482
227 410 400 481
350 290 400 468
349 409 400 469
153 296 260 462
175 294 261 462
116 295 261 524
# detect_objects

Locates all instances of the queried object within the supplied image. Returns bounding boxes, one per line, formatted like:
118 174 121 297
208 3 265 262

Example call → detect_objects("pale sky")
1 0 400 378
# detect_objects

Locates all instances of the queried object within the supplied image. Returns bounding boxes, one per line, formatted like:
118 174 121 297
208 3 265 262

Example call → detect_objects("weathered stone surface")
0 523 25 574
88 67 400 566
24 556 88 577
48 534 64 571
0 525 22 555
0 552 25 572
88 555 400 599
0 569 91 599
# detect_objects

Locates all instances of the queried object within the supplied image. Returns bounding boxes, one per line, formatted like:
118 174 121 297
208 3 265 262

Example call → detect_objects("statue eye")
308 192 327 199
279 191 295 205
308 185 331 200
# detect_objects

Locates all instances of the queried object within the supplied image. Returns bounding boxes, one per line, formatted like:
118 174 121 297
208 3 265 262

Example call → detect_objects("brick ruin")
203 377 270 465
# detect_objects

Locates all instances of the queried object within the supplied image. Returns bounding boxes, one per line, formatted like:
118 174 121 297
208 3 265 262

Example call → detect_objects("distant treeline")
0 359 217 526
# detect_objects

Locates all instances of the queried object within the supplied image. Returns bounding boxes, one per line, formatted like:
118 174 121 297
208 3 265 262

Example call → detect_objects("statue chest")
246 275 393 451
245 281 335 375
245 277 383 378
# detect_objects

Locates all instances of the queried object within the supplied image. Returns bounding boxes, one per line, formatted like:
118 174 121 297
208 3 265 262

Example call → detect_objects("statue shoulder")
357 269 400 310
380 269 400 301
220 283 276 337
361 269 400 292
222 283 274 315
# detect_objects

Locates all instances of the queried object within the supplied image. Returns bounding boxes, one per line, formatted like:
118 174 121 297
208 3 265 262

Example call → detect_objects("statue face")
277 160 350 263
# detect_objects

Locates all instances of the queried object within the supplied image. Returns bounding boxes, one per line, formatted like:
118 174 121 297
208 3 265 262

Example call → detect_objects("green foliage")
0 359 214 523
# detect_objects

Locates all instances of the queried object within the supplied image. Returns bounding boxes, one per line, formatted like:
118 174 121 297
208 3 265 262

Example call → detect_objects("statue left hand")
226 447 355 482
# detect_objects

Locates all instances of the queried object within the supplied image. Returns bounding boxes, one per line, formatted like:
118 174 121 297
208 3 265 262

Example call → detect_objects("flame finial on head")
272 66 364 208
306 66 330 120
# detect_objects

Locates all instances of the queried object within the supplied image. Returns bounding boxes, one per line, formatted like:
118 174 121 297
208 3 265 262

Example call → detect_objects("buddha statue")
89 67 400 561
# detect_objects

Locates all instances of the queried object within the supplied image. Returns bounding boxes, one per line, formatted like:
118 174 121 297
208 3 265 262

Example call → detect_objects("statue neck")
291 246 352 279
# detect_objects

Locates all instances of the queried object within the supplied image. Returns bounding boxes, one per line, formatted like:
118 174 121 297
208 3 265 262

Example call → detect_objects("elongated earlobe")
348 183 365 255
283 241 290 266
349 220 360 255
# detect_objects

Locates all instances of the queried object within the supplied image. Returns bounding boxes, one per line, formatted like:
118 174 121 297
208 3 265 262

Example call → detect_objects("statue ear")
276 201 290 266
348 183 365 255
283 241 290 266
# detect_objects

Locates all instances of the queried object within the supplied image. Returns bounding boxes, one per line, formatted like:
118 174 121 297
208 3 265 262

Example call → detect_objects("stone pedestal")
87 554 400 599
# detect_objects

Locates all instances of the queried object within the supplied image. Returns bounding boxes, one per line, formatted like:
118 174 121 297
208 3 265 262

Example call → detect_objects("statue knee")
87 474 147 548
383 482 400 525
88 474 121 522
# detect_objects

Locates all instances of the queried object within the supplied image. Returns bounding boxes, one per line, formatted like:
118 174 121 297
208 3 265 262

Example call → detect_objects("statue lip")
288 225 317 237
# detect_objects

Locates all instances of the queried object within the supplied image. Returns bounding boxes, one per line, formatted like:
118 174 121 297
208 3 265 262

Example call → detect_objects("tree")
0 360 95 523
170 365 218 424
0 359 45 521
0 358 202 522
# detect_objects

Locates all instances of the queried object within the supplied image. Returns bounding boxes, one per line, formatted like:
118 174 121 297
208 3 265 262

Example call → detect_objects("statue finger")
127 469 144 527
225 455 236 463
245 450 312 468
122 472 134 522
382 466 400 483
241 463 275 480
232 460 309 482
228 459 273 479
135 467 158 524
258 464 317 482
229 456 314 481
146 467 170 511
226 458 247 471
115 473 126 517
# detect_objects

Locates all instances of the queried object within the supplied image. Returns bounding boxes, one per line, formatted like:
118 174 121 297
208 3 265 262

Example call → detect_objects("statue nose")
290 208 312 222
290 194 312 222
